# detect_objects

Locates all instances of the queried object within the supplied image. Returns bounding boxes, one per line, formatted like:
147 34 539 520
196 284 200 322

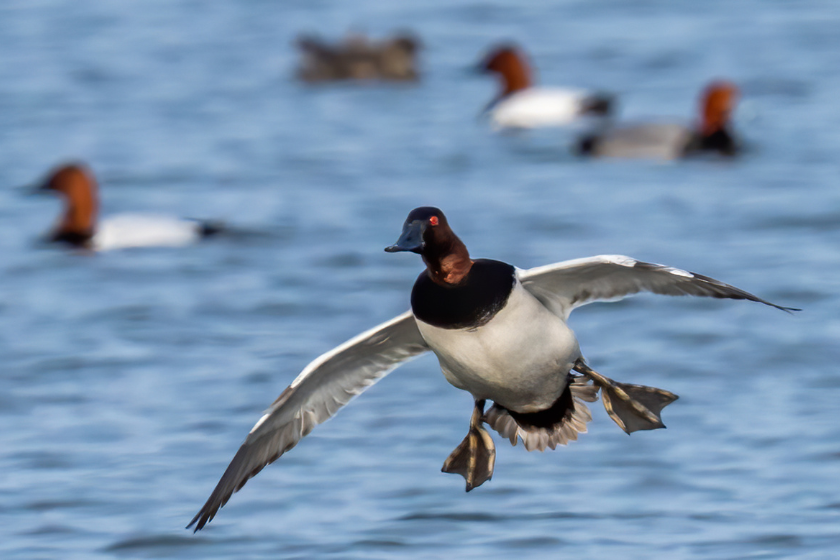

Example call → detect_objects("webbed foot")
573 360 678 434
442 399 496 491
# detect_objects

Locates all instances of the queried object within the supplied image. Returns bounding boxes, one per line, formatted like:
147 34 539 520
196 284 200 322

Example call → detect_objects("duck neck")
500 63 530 97
701 115 730 138
700 89 733 138
422 234 473 286
57 185 97 239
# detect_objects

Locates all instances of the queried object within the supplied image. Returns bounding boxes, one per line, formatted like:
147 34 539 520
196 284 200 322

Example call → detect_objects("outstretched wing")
187 310 429 531
519 255 796 319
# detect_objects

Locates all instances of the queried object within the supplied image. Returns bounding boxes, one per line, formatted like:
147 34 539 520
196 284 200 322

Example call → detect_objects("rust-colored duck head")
39 163 99 245
385 207 473 285
700 81 739 136
479 44 533 97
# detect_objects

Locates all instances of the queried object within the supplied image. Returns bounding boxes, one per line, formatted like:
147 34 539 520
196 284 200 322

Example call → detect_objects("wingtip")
186 510 212 532
185 514 200 532
766 301 801 314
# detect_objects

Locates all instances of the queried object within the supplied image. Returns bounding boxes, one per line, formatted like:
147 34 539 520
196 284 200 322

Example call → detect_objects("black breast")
701 129 738 155
51 230 94 248
411 259 516 330
685 128 738 156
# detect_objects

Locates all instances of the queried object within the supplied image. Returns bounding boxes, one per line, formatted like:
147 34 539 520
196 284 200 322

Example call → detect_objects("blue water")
1 1 839 558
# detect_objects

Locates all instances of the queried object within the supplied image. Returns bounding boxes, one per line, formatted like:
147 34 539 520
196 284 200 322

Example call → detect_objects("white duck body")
490 87 594 129
93 214 205 251
415 275 581 413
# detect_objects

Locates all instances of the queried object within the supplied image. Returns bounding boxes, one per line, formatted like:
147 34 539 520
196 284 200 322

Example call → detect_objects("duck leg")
573 360 678 434
441 399 496 491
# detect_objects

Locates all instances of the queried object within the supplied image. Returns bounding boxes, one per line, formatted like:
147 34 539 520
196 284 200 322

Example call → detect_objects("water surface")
1 1 839 558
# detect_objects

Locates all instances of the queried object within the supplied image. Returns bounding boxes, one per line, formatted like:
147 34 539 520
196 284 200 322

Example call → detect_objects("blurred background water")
1 0 839 558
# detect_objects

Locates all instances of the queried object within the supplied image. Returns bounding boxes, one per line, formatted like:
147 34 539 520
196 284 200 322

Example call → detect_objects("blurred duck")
577 81 740 159
187 206 794 532
479 44 614 129
296 33 420 83
35 163 221 251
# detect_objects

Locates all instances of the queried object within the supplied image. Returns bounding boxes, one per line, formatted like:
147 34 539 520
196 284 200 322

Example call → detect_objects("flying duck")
577 81 740 159
187 207 794 531
478 44 614 129
34 163 222 251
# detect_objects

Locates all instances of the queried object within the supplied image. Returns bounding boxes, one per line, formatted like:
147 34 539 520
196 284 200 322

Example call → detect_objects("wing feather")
519 255 796 318
187 310 429 531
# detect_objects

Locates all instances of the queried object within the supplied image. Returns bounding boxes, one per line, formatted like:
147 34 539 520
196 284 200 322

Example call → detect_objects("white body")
93 214 203 251
415 277 581 412
490 87 592 129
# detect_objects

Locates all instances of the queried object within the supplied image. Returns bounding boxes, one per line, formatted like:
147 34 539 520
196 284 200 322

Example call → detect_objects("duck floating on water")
188 207 794 531
478 44 614 129
34 163 221 251
577 81 740 159
296 33 420 83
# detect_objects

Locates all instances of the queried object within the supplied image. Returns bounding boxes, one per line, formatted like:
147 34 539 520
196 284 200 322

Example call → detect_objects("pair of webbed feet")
441 360 679 491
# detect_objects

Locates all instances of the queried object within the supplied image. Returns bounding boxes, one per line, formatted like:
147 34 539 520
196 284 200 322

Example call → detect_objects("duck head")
377 34 421 81
700 81 739 136
479 44 532 97
386 207 473 285
386 34 420 57
38 163 98 244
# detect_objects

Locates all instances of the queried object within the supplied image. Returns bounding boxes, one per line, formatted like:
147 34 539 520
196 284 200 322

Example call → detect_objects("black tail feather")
198 220 225 238
581 93 614 117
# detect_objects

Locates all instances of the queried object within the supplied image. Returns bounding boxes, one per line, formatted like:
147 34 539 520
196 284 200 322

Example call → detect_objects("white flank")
491 87 588 129
93 214 202 251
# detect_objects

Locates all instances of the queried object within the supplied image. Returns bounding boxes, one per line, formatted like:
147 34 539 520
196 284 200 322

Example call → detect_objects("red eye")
429 216 439 226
